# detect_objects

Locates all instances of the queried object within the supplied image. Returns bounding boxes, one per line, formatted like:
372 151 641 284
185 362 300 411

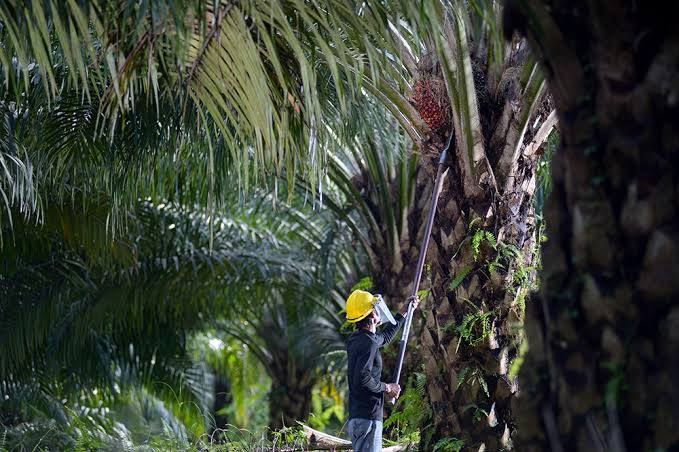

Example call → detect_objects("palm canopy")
1 0 552 231
0 190 345 435
0 0 373 222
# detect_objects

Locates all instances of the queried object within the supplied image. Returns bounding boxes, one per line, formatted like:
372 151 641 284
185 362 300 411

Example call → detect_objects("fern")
456 311 493 347
384 371 432 443
487 259 505 274
484 231 497 249
448 266 473 291
498 242 521 261
471 229 485 260
433 437 465 452
417 288 431 302
472 228 498 261
462 403 489 423
456 367 471 389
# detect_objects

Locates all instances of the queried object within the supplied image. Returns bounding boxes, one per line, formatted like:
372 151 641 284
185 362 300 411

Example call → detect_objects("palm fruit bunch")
411 76 451 133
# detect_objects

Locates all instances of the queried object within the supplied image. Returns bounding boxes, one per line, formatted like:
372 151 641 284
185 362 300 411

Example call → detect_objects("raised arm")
377 313 405 347
378 296 420 347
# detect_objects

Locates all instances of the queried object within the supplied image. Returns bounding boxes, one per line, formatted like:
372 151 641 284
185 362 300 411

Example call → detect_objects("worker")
345 290 419 452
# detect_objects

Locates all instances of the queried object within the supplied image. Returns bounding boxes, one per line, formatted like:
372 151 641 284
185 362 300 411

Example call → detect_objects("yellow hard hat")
346 290 376 323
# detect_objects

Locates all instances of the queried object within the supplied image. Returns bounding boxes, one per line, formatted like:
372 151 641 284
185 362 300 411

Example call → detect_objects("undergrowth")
0 422 311 451
384 368 432 446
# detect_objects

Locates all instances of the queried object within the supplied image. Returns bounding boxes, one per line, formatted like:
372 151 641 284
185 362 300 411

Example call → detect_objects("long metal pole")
389 142 450 404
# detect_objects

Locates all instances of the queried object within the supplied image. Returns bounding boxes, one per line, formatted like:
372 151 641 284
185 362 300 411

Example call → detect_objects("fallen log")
303 424 352 450
264 425 417 452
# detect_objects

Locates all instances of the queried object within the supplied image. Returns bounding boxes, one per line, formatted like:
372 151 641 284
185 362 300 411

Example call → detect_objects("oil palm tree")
216 205 359 431
501 1 679 450
312 6 556 448
0 29 360 437
0 196 320 439
6 2 679 450
0 0 357 228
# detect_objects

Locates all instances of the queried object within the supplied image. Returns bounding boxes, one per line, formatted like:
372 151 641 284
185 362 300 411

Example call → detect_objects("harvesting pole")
389 135 451 405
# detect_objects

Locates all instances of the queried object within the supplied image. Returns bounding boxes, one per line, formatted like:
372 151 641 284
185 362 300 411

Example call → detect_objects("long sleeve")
356 340 387 394
377 313 405 347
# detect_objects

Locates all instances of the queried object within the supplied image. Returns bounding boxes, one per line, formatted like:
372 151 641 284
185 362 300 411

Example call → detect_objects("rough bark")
213 376 232 431
269 369 314 431
415 137 541 450
345 19 557 447
506 0 679 450
365 98 551 450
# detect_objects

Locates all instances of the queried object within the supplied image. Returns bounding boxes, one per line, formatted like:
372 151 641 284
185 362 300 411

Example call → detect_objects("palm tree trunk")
356 71 555 447
269 369 314 431
506 0 679 449
213 376 232 431
414 145 541 450
370 137 543 449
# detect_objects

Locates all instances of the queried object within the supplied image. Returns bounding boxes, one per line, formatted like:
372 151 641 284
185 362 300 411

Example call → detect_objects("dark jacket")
346 313 405 421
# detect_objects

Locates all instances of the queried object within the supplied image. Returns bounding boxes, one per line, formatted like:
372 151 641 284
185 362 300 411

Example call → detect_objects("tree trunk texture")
213 376 232 431
269 368 314 431
416 137 541 450
505 0 679 450
365 95 552 449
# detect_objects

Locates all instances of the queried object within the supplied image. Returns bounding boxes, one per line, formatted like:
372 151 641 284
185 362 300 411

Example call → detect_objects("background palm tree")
0 195 328 442
212 200 358 432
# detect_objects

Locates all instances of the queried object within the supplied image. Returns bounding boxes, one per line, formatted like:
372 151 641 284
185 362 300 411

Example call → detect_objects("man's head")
355 308 380 330
345 290 396 329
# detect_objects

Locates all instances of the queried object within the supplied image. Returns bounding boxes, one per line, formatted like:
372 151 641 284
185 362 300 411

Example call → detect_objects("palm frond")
495 59 546 184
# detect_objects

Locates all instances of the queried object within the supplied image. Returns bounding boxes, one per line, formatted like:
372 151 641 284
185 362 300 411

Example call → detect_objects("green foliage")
351 276 374 292
456 366 490 398
308 380 346 433
384 371 432 444
448 266 473 291
456 310 493 347
0 0 549 449
0 187 357 445
0 387 200 451
191 334 271 430
601 361 629 404
463 403 490 424
472 228 496 261
509 340 529 380
512 262 536 288
417 288 431 301
270 426 308 448
433 437 465 452
468 222 538 295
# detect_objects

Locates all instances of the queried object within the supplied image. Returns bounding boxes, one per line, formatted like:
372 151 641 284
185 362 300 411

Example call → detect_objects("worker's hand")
400 296 420 317
385 383 401 399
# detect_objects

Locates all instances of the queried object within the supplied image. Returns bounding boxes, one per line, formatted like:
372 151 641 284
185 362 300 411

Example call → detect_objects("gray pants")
347 418 383 452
